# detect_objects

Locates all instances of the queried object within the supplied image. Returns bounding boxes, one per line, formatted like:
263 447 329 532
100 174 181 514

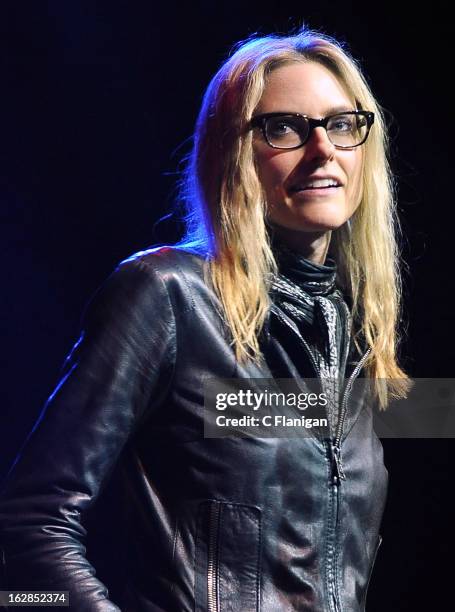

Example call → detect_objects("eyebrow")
269 105 357 116
324 105 357 115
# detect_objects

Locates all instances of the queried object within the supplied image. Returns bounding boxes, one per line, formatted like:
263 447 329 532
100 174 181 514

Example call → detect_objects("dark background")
0 1 452 610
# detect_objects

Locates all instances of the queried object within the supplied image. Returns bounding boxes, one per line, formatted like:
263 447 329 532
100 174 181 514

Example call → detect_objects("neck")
268 224 332 264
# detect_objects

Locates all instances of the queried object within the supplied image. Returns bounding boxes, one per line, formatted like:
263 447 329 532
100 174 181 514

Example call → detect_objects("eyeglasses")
250 110 374 149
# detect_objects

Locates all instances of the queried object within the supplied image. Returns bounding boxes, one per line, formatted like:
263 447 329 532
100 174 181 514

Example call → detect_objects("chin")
270 200 351 232
275 214 348 233
301 218 346 231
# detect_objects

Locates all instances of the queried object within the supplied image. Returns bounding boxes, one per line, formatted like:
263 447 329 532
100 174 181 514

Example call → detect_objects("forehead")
257 61 355 116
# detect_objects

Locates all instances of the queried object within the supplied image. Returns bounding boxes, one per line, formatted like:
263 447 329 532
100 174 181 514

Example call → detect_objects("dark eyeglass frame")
250 110 375 149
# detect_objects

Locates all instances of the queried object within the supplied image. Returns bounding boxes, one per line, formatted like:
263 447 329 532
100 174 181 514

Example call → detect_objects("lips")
290 185 341 192
289 175 343 192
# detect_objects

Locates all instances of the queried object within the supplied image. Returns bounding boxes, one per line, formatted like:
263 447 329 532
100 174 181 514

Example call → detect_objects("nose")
302 126 336 161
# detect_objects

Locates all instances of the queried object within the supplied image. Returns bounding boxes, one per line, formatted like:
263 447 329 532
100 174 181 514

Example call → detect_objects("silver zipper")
326 436 342 612
335 347 372 447
274 306 371 478
328 439 346 485
332 591 341 612
331 347 372 484
207 501 220 612
326 347 372 612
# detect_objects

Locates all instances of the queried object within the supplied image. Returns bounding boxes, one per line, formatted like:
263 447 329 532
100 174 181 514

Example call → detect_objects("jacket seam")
134 257 179 416
171 516 180 599
172 257 198 314
360 535 382 610
323 443 332 612
334 485 343 610
140 252 198 315
256 508 262 612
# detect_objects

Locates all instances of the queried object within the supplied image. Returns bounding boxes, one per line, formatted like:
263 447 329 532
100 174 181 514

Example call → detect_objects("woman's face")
253 61 364 237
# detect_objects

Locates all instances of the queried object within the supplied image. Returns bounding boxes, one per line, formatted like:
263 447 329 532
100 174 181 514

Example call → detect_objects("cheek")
346 153 364 208
255 150 295 191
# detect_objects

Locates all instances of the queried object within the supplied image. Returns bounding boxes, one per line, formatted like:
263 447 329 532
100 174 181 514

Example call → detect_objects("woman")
0 26 410 611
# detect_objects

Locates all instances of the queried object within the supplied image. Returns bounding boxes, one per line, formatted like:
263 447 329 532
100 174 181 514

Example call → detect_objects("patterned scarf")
269 234 352 434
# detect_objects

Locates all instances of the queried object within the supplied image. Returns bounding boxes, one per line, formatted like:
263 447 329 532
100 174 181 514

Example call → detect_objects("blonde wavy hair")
175 26 411 409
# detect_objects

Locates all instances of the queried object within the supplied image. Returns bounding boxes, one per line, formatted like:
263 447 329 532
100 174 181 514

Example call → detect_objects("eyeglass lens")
265 113 369 148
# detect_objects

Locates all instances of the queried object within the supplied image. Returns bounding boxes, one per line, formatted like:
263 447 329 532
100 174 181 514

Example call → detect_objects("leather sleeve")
0 256 176 611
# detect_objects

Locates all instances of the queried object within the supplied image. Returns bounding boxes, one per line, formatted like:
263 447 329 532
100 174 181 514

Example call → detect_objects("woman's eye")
331 118 355 132
272 122 291 133
268 121 298 136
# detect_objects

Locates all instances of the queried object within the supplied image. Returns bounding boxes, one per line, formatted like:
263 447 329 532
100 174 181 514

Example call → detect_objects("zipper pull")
330 440 346 486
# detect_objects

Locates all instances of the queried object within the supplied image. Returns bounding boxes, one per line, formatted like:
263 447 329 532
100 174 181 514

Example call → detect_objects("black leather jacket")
0 247 388 612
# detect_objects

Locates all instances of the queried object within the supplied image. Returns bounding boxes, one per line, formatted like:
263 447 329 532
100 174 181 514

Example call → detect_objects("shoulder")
119 243 207 281
84 244 208 325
